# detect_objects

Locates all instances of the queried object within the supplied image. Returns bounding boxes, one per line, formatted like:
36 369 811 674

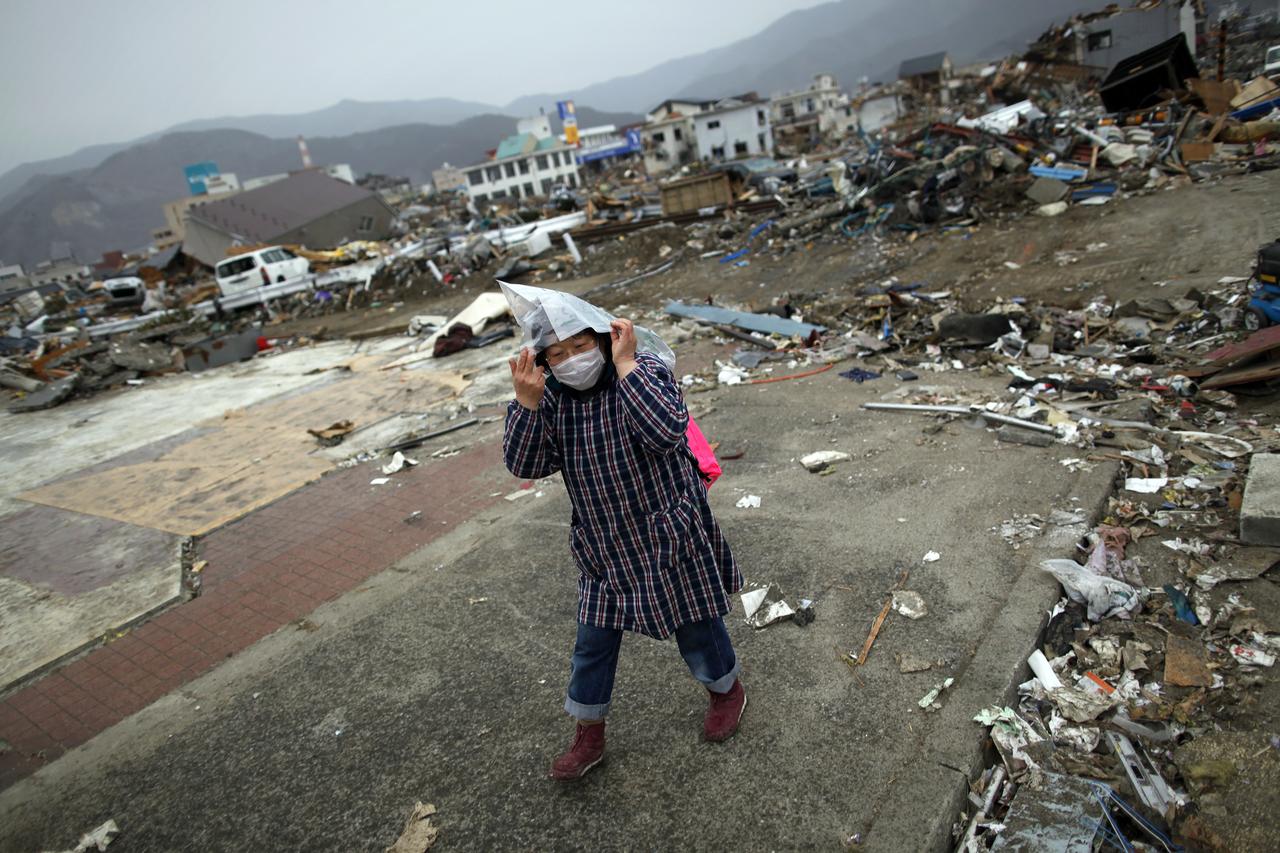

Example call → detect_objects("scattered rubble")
3 5 1279 850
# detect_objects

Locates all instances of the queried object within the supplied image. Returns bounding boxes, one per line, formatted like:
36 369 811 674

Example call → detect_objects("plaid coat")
503 352 742 638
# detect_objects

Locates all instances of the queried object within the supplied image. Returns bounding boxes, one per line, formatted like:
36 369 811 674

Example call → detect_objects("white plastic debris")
922 550 941 563
381 451 419 475
1124 476 1168 493
718 365 750 386
736 494 761 509
1101 142 1137 166
50 819 120 853
1048 712 1102 753
1049 684 1116 722
918 677 955 711
1027 649 1063 690
370 477 391 486
1229 645 1276 667
504 488 537 501
892 590 928 620
800 450 851 472
974 705 1046 777
1039 558 1141 621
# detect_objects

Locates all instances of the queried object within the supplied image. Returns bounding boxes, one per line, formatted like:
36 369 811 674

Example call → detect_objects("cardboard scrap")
1230 75 1280 109
386 802 439 853
307 419 356 445
1164 634 1212 688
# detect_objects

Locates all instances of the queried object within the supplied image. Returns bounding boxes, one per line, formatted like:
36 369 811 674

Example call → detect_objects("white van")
215 247 310 297
1266 45 1280 81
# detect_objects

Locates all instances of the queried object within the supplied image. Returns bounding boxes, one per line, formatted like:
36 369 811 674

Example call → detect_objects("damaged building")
182 170 397 268
460 115 583 204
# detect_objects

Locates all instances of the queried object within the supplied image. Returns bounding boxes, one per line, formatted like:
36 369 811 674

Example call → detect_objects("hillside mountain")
163 97 505 139
0 99 628 214
0 141 134 215
0 108 638 268
505 0 1102 114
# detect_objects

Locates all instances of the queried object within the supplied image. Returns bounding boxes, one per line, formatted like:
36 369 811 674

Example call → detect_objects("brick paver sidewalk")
0 434 512 790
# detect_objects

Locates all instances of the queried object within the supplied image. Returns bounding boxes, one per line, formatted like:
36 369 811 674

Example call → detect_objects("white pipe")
861 402 1057 434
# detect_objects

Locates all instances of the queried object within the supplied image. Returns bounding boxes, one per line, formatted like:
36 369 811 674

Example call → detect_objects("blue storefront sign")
184 161 220 196
576 128 644 164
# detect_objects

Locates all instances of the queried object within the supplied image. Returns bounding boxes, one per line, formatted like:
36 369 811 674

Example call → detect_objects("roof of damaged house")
899 51 950 79
187 170 390 242
694 93 769 118
493 133 561 161
0 282 65 306
646 97 719 116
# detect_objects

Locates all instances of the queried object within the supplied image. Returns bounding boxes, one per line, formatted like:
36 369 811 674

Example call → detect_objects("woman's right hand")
508 347 546 411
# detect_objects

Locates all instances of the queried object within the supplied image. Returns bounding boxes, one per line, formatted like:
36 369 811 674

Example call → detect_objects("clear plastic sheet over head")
498 280 675 371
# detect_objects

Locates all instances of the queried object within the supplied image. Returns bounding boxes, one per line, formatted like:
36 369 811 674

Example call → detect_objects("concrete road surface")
0 368 1117 852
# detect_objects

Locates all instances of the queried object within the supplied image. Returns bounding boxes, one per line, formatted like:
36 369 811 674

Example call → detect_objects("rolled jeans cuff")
706 659 741 694
564 695 611 721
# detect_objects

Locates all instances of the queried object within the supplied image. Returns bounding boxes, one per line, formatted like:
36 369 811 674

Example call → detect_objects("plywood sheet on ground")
18 367 464 536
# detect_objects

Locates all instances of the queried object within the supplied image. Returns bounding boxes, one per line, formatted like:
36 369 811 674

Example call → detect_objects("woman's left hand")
610 318 638 378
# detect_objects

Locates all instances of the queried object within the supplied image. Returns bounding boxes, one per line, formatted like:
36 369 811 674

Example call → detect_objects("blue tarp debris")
664 301 826 338
1029 165 1088 182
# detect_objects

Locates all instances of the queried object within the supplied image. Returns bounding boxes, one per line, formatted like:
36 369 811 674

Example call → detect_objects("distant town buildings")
29 260 90 288
690 95 774 162
638 94 775 173
460 118 582 204
899 51 953 106
771 74 848 141
640 98 713 175
571 125 643 169
0 263 28 295
432 162 468 194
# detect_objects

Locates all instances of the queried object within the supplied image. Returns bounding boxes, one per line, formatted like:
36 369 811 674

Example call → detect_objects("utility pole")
1217 19 1228 82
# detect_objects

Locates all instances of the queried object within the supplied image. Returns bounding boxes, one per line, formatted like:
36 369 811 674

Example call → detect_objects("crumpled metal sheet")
741 583 795 629
990 772 1100 852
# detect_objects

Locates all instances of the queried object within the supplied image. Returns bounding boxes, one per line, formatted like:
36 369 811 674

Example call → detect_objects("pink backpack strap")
685 415 722 488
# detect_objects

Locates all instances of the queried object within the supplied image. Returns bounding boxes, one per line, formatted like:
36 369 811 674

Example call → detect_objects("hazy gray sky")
0 0 826 173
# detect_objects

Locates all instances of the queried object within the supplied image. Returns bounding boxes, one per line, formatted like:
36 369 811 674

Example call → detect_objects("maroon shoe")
549 722 606 780
704 679 746 742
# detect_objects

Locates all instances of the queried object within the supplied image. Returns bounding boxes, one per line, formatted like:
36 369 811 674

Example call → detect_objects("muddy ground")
268 168 1280 354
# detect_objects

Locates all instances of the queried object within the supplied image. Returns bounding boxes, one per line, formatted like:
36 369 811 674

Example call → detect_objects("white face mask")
550 347 606 390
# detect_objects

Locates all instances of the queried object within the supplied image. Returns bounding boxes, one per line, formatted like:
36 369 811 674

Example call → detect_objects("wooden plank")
1206 112 1228 143
1200 359 1280 389
1180 141 1216 162
29 340 88 380
1190 325 1280 375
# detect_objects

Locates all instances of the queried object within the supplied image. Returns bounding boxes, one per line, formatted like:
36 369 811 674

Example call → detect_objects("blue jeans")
564 617 740 720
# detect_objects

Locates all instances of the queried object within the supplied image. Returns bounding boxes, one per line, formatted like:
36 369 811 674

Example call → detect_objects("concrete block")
1241 453 1280 546
1026 176 1069 205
